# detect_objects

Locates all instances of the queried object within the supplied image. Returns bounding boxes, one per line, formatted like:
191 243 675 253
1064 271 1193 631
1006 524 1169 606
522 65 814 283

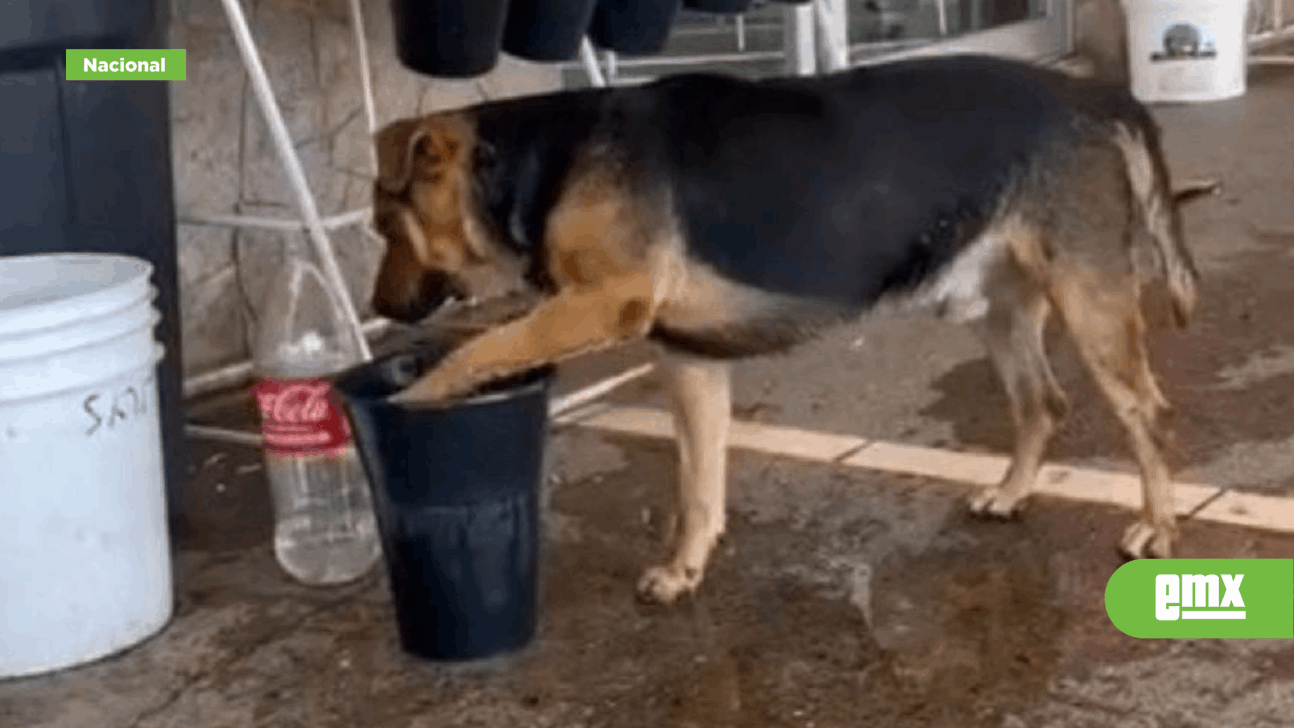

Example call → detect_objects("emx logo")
1156 573 1246 621
1106 559 1292 639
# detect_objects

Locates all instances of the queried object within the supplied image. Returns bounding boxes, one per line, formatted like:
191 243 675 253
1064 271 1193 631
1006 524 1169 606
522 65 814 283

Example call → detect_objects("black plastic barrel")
502 0 600 62
391 0 511 77
0 0 186 525
334 338 553 661
588 0 682 56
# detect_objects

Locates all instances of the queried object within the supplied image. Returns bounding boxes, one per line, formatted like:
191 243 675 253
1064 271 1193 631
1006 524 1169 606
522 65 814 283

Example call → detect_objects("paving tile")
841 441 1010 487
1192 490 1294 533
1035 465 1219 516
573 406 868 462
727 419 868 462
569 407 1294 528
575 406 675 439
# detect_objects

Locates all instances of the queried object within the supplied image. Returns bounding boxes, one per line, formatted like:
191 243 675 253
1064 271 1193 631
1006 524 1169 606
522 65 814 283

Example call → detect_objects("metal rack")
570 0 860 85
565 0 1066 86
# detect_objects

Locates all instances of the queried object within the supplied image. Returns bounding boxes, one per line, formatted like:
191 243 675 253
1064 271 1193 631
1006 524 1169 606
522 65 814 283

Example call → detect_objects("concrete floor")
7 63 1294 728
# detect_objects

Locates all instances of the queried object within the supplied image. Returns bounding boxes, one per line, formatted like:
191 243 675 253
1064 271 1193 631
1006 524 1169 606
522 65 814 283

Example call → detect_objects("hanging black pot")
391 0 511 78
588 0 682 57
503 0 601 62
683 0 754 13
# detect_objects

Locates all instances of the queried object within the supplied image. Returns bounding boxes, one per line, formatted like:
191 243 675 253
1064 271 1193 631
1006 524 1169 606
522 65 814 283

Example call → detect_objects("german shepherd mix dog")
370 55 1202 605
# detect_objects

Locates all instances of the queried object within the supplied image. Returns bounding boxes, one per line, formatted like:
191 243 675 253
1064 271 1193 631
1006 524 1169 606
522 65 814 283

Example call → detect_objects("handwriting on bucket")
83 378 152 436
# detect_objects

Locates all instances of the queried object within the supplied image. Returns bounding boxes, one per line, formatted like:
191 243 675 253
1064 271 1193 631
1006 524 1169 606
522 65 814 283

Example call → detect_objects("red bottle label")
252 378 353 457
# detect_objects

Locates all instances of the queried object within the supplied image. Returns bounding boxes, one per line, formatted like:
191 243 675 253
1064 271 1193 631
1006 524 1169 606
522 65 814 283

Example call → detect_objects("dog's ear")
375 115 471 196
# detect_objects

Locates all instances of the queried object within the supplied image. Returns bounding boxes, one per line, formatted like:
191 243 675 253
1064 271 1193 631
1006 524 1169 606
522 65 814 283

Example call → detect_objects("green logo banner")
65 50 186 81
1105 559 1293 639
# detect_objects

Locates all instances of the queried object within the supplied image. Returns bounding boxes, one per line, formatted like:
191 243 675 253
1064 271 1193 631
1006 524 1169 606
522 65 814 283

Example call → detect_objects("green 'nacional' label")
65 49 186 80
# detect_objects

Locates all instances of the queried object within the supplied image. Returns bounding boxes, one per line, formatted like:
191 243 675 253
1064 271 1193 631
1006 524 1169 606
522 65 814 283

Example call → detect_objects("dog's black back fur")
466 56 1158 306
643 56 1155 306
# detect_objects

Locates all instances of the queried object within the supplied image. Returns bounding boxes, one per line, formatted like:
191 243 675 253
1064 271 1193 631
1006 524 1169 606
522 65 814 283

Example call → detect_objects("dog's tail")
1113 120 1203 328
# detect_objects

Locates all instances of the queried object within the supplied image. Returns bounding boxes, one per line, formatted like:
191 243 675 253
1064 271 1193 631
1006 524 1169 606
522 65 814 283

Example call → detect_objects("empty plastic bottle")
251 238 381 585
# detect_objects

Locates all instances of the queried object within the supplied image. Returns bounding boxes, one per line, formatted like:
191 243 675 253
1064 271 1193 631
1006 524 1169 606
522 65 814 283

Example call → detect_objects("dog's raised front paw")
391 369 471 405
636 563 702 605
1119 520 1175 559
968 487 1027 519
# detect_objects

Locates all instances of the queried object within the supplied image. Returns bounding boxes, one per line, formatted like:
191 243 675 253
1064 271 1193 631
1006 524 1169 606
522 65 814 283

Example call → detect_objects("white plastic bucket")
0 253 172 678
1122 0 1248 103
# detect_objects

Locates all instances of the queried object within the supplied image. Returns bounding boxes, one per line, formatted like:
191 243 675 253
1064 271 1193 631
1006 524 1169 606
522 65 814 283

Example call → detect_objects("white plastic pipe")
605 49 619 83
549 363 655 418
785 2 817 75
585 49 786 68
179 207 371 232
814 0 850 72
183 316 392 399
579 36 608 87
348 0 380 176
185 363 659 448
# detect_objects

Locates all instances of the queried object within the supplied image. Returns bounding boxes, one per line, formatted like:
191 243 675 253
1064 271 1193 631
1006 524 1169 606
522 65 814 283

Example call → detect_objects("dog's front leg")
638 353 732 604
392 274 656 404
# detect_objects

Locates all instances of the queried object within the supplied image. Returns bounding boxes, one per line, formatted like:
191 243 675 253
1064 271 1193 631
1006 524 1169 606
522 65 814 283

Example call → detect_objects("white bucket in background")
1122 0 1249 103
0 253 172 679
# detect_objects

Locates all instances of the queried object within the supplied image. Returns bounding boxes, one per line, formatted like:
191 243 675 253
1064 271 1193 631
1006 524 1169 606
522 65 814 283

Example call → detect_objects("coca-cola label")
252 378 353 457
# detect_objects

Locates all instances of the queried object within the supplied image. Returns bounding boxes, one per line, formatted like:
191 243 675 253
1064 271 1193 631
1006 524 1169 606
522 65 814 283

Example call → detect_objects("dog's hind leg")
969 284 1069 518
1049 270 1177 558
637 352 732 604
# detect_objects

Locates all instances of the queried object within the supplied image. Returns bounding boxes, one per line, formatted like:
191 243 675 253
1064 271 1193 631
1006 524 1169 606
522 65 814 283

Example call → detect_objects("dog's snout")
373 268 463 323
372 291 412 323
417 270 465 313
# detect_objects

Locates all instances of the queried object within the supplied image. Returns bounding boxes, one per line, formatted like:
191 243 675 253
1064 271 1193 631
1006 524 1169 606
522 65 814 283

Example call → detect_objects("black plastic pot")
334 337 554 661
391 0 510 78
503 0 601 62
588 0 682 56
683 0 754 13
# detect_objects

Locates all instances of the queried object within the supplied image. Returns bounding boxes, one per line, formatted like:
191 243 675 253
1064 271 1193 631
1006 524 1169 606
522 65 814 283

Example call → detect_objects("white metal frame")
849 0 1070 68
572 0 1073 83
186 0 381 372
